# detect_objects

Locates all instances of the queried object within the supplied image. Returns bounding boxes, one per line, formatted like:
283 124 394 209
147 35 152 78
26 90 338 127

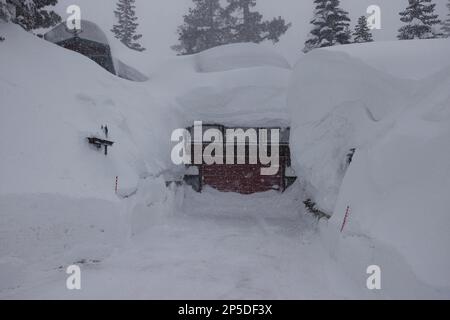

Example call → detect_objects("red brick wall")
201 164 284 194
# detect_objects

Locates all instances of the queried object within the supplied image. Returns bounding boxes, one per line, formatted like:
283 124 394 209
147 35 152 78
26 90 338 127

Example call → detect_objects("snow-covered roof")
194 43 291 73
44 20 110 46
149 43 293 128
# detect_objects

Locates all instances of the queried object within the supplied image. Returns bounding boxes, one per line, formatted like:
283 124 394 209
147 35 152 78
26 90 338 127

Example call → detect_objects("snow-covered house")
44 20 116 75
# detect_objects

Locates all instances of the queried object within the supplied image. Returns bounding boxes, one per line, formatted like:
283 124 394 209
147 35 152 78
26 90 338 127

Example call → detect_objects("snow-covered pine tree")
0 0 9 41
224 0 291 44
0 0 10 41
353 15 373 43
173 0 290 54
173 0 226 55
173 0 229 55
303 0 351 53
442 0 450 37
397 0 441 40
0 0 13 23
112 0 146 52
12 0 61 31
1 0 60 40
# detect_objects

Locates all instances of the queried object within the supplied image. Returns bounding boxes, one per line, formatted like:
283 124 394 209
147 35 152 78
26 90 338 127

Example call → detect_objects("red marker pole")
115 176 118 194
340 206 350 233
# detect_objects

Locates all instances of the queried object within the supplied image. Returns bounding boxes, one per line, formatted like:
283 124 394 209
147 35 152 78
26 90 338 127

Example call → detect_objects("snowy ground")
2 185 448 300
0 187 381 299
1 187 325 299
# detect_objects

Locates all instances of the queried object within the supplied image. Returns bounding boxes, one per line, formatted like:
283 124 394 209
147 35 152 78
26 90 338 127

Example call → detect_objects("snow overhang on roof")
186 123 291 144
44 20 110 46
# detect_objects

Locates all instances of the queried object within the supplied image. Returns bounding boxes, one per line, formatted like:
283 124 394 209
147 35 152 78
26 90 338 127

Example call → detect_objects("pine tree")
224 0 291 44
353 16 373 43
112 0 146 52
173 0 290 55
173 0 227 55
397 0 441 40
0 0 13 23
442 0 450 37
12 0 61 31
1 0 60 40
303 0 351 53
0 0 9 41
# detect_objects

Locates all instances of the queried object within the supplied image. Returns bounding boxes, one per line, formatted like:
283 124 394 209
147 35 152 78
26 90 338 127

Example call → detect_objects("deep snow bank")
331 66 450 288
288 40 450 288
324 39 450 80
0 23 175 198
287 49 411 211
0 23 177 284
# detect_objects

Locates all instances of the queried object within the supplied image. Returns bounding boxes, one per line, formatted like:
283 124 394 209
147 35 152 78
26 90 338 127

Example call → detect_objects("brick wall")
202 164 284 194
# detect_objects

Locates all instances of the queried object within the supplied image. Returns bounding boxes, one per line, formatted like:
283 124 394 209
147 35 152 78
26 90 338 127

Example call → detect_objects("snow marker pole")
340 206 350 233
115 176 118 194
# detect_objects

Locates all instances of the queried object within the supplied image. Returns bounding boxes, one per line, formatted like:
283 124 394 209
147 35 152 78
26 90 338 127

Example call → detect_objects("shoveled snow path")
0 187 366 299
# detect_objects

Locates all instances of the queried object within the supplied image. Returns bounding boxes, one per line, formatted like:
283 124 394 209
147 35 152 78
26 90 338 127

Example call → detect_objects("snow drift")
324 39 450 80
0 23 177 290
288 39 450 289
